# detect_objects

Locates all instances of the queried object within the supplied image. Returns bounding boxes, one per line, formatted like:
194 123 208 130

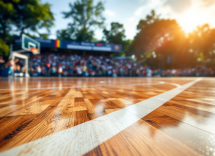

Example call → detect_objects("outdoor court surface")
0 77 215 156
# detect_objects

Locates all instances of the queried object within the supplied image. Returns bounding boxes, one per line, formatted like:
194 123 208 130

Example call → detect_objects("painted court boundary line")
0 78 201 156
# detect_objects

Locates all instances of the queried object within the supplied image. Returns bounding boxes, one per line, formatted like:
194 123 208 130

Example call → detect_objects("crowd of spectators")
0 54 215 77
156 67 215 77
28 54 215 77
28 54 145 77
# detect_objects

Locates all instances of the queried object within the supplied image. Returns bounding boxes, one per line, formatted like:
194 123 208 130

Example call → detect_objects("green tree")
13 0 54 37
0 39 9 56
132 10 183 55
131 10 187 68
56 25 76 40
120 39 132 56
103 22 126 44
0 0 15 40
0 0 54 38
0 0 54 56
188 24 215 63
103 22 130 56
39 33 49 39
59 0 105 42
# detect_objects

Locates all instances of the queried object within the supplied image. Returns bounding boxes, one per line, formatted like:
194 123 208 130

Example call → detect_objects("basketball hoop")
8 34 40 77
30 48 39 55
21 34 40 55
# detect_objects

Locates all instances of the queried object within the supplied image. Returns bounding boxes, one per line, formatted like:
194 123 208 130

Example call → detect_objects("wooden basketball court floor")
0 77 215 156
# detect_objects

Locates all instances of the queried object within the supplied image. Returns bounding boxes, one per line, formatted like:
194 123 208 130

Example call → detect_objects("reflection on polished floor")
0 77 215 156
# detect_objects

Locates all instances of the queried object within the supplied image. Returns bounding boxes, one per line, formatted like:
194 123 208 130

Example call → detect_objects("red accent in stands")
96 43 102 46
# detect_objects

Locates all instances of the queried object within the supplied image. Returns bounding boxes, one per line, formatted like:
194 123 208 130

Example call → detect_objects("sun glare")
179 19 198 34
178 7 207 34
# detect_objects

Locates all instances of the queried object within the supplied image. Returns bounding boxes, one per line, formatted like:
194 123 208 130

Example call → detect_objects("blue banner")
15 37 122 52
167 56 171 63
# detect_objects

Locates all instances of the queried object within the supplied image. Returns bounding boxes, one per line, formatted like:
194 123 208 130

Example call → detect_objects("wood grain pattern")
142 110 215 156
85 119 199 156
0 77 214 156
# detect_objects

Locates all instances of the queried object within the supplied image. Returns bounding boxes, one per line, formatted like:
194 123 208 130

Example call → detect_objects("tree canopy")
0 39 9 57
0 0 54 56
131 10 184 55
130 10 215 68
102 22 131 56
57 0 105 42
103 22 126 44
0 0 54 38
15 0 54 37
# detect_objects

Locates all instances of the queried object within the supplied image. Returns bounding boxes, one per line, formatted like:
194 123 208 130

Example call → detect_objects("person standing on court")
58 65 63 77
0 56 5 76
82 63 87 76
7 58 19 76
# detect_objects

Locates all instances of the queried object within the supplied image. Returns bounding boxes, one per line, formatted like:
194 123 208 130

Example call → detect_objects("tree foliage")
188 24 215 60
0 0 54 37
58 0 105 42
0 39 9 56
15 0 54 36
0 0 15 40
131 10 215 68
0 0 54 56
131 10 184 55
102 22 130 56
103 22 126 44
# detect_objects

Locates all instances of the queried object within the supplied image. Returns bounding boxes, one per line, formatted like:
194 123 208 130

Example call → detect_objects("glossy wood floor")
0 77 214 156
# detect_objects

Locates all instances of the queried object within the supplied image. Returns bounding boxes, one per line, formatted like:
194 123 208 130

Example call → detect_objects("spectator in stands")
82 63 87 76
0 56 5 76
51 66 56 76
58 66 62 77
37 65 41 76
7 58 19 76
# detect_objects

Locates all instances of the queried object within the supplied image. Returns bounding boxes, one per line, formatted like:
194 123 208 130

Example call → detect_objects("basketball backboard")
22 34 40 55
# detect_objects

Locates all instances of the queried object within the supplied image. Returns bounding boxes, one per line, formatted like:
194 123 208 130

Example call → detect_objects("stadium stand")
1 54 214 77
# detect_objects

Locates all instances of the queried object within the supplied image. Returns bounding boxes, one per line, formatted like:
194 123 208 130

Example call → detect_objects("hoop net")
30 48 39 55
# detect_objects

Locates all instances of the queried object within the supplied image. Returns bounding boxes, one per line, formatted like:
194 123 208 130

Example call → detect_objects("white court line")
0 82 181 91
159 81 182 88
0 78 201 156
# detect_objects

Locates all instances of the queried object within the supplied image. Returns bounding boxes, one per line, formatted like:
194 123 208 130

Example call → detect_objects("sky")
41 0 215 40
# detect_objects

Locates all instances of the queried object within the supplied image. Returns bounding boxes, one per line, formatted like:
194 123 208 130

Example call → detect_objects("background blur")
0 0 215 77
